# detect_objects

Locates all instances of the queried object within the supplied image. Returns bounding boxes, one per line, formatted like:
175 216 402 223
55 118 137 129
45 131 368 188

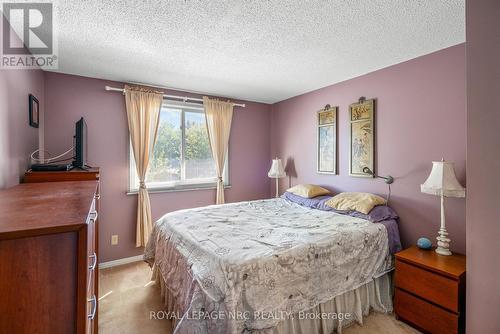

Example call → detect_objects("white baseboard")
98 255 144 269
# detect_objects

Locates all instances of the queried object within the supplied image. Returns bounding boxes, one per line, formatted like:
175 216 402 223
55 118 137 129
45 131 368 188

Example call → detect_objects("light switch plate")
111 235 118 245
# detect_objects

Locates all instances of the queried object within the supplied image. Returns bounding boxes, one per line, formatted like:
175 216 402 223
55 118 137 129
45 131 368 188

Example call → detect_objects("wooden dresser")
0 181 99 334
395 246 466 334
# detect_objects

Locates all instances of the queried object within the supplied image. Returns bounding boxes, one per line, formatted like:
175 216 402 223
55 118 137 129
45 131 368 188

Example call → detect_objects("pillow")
282 191 332 208
324 192 386 214
362 205 398 222
316 199 397 222
286 184 330 198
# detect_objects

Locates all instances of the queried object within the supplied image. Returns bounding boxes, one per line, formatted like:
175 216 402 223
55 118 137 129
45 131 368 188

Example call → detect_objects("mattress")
144 198 394 333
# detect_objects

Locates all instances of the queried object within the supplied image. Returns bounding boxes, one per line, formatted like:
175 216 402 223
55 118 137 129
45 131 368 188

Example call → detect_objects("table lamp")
268 158 286 198
421 159 465 255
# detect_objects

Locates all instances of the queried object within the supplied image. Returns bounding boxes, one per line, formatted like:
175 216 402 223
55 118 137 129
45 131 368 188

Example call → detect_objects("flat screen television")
73 117 87 168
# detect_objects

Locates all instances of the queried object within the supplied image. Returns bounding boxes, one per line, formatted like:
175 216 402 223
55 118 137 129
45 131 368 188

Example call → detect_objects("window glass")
129 103 228 192
184 111 216 180
149 108 182 183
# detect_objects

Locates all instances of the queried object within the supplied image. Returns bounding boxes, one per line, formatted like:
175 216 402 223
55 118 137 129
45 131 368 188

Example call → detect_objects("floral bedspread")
144 198 392 333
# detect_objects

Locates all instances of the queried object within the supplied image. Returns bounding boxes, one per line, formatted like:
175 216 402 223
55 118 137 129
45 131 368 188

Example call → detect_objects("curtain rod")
104 86 246 108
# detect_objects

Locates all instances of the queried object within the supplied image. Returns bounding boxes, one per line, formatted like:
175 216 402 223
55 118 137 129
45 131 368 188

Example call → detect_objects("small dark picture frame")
29 94 39 128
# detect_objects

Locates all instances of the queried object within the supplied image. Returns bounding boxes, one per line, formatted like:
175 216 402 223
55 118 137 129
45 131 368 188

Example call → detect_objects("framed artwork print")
317 105 337 174
29 94 39 128
349 98 375 177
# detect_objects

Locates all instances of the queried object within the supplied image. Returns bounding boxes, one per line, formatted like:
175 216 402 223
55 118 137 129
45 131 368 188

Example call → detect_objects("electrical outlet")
111 235 119 245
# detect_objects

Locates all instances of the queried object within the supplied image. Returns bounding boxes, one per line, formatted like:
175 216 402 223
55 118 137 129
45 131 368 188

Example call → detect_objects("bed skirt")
152 266 393 334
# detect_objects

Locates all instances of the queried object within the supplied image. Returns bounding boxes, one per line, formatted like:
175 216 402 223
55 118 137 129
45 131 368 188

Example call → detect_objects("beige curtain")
124 85 164 247
203 96 234 204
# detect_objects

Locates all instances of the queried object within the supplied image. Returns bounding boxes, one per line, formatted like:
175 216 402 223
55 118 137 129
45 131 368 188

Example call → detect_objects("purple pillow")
363 205 399 222
325 204 399 222
281 191 332 209
283 191 398 222
316 201 398 222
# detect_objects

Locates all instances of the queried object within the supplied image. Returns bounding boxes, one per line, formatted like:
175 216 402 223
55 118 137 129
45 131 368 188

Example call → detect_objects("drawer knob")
87 295 97 320
88 211 98 224
88 253 97 271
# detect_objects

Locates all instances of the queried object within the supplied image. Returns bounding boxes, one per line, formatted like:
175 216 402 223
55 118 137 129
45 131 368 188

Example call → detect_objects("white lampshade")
421 160 465 198
268 158 285 178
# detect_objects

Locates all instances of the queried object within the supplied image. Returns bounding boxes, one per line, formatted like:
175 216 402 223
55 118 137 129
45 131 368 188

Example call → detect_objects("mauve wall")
0 68 44 188
270 44 466 253
44 72 271 262
466 0 500 332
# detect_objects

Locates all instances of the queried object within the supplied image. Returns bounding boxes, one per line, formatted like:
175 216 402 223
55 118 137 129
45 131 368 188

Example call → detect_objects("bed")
144 197 401 334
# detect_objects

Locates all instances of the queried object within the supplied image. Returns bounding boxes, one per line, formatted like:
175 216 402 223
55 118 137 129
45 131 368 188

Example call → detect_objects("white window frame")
128 101 229 193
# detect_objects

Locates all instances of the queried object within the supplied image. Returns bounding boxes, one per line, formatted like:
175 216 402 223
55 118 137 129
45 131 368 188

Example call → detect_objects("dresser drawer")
86 248 96 334
395 259 459 312
87 252 97 293
85 194 98 334
86 287 96 334
395 288 458 334
86 198 97 224
87 215 96 254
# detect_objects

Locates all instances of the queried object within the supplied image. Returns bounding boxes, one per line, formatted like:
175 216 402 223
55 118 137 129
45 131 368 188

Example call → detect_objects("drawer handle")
88 253 97 270
88 295 97 320
88 211 98 224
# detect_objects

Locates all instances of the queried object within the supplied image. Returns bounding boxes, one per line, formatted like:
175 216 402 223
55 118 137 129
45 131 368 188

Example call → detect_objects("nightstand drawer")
395 288 458 334
396 259 459 312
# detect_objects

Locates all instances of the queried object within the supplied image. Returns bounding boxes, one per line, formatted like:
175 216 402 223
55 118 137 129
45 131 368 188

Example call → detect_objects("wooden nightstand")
395 246 466 334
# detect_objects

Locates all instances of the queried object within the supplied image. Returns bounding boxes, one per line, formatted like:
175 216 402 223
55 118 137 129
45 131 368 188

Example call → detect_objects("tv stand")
20 167 100 334
24 167 99 183
72 165 90 171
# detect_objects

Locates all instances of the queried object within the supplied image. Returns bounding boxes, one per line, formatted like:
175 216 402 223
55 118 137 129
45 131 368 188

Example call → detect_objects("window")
129 102 228 192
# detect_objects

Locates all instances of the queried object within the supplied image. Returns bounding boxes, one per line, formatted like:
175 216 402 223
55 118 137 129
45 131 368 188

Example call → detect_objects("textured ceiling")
47 0 464 103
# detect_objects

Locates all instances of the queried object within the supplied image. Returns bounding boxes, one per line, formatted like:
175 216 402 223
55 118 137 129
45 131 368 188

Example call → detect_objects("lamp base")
275 178 280 198
435 227 452 256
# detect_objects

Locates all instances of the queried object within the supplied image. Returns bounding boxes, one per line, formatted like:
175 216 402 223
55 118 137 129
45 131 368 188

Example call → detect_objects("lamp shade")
268 158 285 178
421 160 465 198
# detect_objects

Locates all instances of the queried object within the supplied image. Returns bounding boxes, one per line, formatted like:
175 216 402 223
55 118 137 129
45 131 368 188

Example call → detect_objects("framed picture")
317 105 337 174
29 94 39 128
349 98 375 177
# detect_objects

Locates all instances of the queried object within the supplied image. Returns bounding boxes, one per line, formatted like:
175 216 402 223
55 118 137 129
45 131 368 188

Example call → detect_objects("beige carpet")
99 262 420 334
